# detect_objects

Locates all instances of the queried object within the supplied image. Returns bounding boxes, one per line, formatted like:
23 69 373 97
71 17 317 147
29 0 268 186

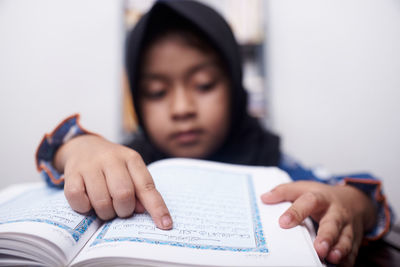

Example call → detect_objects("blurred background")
0 0 399 220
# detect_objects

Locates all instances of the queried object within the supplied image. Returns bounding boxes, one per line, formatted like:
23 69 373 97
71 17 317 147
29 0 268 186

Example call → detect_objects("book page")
0 183 101 266
91 165 264 251
72 159 321 267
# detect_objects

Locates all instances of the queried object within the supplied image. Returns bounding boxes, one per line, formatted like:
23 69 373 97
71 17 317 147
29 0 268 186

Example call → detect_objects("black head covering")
125 0 281 166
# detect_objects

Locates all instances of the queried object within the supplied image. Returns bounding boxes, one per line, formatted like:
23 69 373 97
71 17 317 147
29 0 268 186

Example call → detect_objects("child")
36 0 391 265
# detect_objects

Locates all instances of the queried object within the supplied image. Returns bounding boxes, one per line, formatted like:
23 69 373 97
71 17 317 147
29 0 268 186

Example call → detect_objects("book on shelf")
0 158 322 267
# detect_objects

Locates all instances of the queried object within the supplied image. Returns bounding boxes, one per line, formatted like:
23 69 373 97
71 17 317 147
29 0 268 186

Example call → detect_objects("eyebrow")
140 73 168 83
184 61 219 79
141 61 219 83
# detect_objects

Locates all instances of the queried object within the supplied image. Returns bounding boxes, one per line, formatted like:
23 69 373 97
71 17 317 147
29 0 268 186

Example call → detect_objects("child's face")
139 36 231 158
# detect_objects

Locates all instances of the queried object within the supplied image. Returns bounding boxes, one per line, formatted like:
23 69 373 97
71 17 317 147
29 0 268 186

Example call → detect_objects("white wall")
0 0 123 188
265 0 400 219
1 0 399 221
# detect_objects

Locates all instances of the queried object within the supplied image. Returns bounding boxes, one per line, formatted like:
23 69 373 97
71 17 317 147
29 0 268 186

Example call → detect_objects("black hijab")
125 0 280 166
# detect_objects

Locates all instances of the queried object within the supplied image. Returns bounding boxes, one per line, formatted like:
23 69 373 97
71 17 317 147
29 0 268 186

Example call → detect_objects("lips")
171 129 203 145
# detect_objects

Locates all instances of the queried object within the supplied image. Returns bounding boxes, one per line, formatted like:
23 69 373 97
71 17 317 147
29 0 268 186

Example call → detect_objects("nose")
170 86 196 121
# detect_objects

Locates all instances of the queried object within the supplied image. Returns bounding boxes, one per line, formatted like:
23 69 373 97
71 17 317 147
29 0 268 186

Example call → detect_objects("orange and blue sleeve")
279 154 394 241
35 114 89 187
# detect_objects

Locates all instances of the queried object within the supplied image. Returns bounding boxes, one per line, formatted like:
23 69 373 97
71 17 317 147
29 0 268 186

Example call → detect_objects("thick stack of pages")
0 159 322 267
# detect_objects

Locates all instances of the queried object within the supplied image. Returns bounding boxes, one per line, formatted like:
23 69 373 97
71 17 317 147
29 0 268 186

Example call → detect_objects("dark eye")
142 89 166 100
196 81 217 92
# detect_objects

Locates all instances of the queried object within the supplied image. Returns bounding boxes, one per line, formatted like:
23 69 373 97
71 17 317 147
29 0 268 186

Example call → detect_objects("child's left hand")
261 181 377 266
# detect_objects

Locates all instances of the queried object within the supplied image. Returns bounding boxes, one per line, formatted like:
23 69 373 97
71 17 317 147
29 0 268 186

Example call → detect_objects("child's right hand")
54 134 173 230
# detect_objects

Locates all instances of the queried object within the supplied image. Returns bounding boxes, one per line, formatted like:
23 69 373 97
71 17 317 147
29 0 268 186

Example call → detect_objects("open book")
0 158 322 267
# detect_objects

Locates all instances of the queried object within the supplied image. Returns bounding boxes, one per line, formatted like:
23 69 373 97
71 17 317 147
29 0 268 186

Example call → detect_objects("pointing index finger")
125 153 173 230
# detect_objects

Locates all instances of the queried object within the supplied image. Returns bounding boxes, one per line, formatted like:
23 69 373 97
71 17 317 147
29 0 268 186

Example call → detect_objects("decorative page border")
248 177 268 252
0 187 96 242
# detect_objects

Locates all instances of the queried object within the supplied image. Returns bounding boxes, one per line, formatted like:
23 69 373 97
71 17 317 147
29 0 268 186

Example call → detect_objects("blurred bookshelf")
122 0 267 133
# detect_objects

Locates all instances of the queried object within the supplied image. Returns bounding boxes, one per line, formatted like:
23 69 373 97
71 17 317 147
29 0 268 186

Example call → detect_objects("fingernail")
261 191 273 200
320 241 329 253
280 213 293 227
332 249 342 260
263 191 273 197
161 215 172 228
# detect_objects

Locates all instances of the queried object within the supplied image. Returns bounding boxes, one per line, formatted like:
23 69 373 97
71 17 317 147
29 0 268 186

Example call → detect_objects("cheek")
140 102 169 140
199 88 230 138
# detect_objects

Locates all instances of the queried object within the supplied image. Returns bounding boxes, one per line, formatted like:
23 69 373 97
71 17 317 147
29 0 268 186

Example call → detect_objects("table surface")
355 224 400 267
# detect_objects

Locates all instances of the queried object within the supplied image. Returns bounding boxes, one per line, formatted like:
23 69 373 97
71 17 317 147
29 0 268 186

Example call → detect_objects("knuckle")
93 199 113 213
97 150 116 163
72 202 91 214
289 207 303 223
64 185 85 201
304 192 318 207
94 201 115 220
320 215 343 234
113 189 134 203
334 204 350 219
98 213 114 221
79 205 91 214
128 149 142 162
330 216 343 231
345 231 354 243
125 150 145 170
342 209 351 222
142 181 156 193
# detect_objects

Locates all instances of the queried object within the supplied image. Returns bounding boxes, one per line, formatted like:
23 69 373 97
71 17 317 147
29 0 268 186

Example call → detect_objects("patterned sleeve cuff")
341 177 393 241
35 114 90 187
